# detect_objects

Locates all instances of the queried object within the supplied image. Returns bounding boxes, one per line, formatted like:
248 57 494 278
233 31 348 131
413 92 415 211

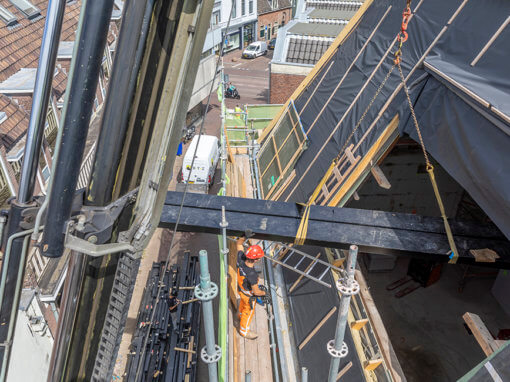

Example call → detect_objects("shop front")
224 27 242 52
242 22 256 47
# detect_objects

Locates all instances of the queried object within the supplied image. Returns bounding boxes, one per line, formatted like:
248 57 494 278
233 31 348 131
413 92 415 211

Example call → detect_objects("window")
274 24 278 36
241 0 245 16
257 101 308 198
0 5 17 26
211 10 220 26
248 0 253 14
232 0 237 18
260 25 265 38
272 23 275 37
9 0 41 19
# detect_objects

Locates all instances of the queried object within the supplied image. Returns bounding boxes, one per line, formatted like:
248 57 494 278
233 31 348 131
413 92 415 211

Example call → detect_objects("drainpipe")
327 245 359 382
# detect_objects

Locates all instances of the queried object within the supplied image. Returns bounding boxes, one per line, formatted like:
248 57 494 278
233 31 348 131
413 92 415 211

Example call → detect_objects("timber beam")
159 192 510 268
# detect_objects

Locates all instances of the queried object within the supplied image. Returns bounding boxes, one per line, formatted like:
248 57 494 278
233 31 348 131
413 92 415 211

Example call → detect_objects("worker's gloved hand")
258 284 268 292
257 295 271 306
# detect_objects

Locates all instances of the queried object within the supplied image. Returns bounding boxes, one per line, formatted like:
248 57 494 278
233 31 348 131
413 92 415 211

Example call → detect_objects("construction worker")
236 237 267 339
234 104 243 118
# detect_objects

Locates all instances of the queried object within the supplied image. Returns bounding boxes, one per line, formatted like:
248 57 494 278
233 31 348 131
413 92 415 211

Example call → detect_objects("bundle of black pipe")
125 253 201 381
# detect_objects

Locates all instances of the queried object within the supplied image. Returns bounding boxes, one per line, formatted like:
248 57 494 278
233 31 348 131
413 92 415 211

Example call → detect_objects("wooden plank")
371 165 391 189
238 328 245 381
244 310 259 382
255 281 273 382
174 347 196 354
319 156 360 206
328 115 399 207
337 361 353 380
351 318 369 331
229 306 235 382
289 253 322 293
364 359 383 371
269 169 296 201
355 269 406 382
463 312 500 356
332 258 345 268
344 144 357 164
299 306 337 350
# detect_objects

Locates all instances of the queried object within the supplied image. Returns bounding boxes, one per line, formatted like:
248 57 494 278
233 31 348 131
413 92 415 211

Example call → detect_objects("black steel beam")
160 192 510 268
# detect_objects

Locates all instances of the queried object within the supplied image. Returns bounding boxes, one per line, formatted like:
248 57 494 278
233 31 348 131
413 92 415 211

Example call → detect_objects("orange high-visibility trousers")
238 292 254 337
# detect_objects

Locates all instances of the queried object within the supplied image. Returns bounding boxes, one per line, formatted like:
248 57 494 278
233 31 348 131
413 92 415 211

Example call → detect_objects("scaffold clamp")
327 340 348 358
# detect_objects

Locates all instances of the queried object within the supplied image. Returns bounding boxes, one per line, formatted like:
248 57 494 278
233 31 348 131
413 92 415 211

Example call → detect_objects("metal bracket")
64 221 136 257
62 189 139 258
327 340 348 358
194 282 218 301
336 278 360 296
200 344 221 364
73 188 138 244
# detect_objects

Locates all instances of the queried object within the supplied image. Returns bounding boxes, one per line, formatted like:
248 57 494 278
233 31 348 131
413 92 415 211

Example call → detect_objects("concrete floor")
362 256 510 381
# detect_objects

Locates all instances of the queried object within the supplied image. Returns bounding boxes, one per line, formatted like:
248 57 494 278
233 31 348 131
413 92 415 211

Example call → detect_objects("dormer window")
9 0 41 20
0 5 18 26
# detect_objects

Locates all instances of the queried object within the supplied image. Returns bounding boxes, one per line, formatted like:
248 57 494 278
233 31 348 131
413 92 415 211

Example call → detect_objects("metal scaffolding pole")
18 0 66 203
327 245 360 382
220 205 229 382
196 250 221 382
301 367 308 382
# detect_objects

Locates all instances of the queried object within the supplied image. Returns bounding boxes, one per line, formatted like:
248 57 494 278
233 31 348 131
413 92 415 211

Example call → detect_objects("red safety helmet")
245 245 264 260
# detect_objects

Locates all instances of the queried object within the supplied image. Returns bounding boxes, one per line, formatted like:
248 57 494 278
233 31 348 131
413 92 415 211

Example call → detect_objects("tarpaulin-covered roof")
266 0 510 240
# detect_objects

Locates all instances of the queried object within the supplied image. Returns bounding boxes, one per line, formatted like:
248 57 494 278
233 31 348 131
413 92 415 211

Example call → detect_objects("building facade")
257 0 292 42
269 0 364 103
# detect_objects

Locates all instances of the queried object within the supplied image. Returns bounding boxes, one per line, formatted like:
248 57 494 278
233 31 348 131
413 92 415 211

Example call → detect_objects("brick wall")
270 72 306 104
258 9 292 41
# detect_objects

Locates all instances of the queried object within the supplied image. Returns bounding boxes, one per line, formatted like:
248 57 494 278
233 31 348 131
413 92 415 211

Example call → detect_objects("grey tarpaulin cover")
275 0 510 240
281 246 365 381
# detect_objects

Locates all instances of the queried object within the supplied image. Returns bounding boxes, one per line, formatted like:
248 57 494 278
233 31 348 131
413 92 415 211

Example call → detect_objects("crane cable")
296 0 459 264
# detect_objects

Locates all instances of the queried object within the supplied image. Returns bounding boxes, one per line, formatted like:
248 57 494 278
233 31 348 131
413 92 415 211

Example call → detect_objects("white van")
181 135 220 187
242 41 268 59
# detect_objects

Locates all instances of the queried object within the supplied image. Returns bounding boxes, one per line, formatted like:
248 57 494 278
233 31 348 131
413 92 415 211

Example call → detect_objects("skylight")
9 0 41 20
0 112 7 125
0 5 17 26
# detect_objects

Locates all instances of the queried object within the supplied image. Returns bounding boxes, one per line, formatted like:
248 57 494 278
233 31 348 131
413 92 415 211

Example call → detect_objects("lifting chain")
394 0 412 65
393 1 460 263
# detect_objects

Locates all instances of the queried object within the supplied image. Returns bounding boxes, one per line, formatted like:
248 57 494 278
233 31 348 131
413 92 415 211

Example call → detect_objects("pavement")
113 48 273 380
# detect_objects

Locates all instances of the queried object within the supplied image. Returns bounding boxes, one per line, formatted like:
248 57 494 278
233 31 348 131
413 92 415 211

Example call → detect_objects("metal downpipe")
18 0 66 203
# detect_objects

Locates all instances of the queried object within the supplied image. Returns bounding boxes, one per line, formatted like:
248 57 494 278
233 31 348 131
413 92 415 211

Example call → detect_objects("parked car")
268 38 276 50
180 135 220 188
242 41 268 58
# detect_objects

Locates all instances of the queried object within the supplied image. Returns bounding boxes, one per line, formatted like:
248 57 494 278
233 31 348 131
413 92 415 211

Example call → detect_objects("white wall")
8 294 53 382
189 54 220 111
219 0 257 28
